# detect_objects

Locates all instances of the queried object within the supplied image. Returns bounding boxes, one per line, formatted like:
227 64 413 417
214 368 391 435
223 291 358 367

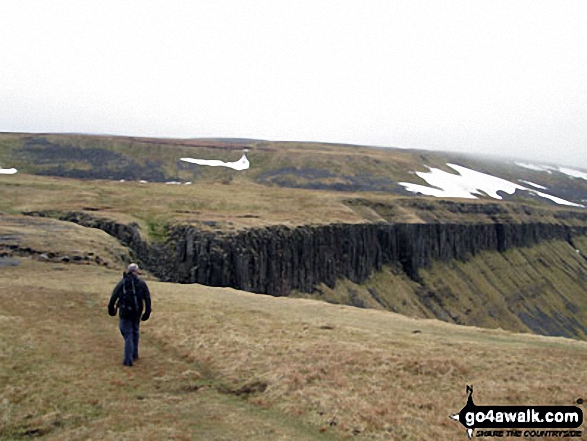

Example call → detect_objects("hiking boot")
123 361 133 367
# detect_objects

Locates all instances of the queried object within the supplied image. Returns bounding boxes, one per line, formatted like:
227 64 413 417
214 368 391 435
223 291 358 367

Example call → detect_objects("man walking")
108 263 152 366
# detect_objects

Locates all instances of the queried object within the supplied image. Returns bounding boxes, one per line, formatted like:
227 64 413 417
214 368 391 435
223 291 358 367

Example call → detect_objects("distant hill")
1 132 586 207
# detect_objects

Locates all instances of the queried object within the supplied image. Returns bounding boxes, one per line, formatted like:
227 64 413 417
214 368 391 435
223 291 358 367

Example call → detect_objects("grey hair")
127 263 139 272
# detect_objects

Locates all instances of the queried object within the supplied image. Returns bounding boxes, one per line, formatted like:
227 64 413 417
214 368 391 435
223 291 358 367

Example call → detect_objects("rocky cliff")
44 212 586 297
169 222 586 295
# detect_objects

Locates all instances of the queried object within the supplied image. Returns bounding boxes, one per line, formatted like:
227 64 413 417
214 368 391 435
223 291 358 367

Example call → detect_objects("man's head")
127 263 140 274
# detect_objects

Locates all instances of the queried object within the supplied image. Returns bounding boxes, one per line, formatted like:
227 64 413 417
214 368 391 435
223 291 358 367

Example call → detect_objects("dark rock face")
50 212 587 297
170 224 384 295
170 223 586 294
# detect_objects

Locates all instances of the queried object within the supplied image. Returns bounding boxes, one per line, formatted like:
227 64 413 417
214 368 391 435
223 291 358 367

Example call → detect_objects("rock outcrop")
41 211 587 297
169 222 586 295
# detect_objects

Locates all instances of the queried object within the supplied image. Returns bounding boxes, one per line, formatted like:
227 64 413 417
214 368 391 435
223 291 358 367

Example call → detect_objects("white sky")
1 1 586 168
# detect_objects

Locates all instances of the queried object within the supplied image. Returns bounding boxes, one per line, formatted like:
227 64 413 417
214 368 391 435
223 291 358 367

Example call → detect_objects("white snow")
515 162 555 173
399 181 477 199
400 163 584 207
0 167 17 174
532 191 583 207
166 181 181 185
400 163 524 200
139 180 148 183
558 167 587 180
518 180 547 190
515 162 587 180
180 154 250 171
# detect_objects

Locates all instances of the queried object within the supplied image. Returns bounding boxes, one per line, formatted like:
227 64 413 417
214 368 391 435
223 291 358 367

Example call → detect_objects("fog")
1 1 586 168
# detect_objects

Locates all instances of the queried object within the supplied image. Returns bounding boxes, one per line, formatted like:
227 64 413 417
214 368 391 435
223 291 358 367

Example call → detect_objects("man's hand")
141 311 150 321
108 305 117 316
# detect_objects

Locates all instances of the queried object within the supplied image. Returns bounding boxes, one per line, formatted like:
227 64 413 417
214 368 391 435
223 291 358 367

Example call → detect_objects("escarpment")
170 222 587 295
43 211 586 296
26 211 587 338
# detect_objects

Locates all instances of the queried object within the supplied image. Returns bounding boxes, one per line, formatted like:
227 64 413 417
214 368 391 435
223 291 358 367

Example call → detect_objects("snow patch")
0 167 17 174
180 154 250 171
399 164 524 200
400 163 584 207
532 191 583 207
515 162 555 173
558 167 587 180
515 162 587 180
518 180 547 190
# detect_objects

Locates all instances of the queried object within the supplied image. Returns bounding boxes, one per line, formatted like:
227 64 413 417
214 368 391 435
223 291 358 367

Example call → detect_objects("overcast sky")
1 1 586 168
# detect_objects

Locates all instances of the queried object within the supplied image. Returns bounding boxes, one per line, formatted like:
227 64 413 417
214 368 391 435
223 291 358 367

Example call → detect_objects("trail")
0 262 336 440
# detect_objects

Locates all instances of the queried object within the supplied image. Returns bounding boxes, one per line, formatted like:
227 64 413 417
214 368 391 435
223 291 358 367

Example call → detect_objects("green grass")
146 216 170 244
294 236 587 339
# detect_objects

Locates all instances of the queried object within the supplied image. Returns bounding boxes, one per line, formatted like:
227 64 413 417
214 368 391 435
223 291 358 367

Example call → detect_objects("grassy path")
3 260 587 440
0 261 336 440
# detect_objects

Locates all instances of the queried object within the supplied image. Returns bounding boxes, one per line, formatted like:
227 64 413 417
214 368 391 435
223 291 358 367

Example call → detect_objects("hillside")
1 132 587 439
1 133 587 340
1 132 587 213
1 260 586 440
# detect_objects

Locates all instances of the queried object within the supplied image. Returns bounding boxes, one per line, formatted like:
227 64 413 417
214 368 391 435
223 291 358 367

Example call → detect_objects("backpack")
118 274 140 318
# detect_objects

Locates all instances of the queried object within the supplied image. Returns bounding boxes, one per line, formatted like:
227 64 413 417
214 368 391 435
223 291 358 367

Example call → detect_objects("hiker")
108 263 152 366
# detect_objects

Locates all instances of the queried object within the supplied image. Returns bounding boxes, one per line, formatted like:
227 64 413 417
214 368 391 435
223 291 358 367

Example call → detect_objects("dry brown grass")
2 172 583 235
1 260 586 439
0 213 130 268
150 276 587 439
1 169 587 440
0 173 369 231
0 261 339 441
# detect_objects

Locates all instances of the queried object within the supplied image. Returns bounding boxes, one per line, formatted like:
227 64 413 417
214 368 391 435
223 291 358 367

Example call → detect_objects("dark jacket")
108 272 152 320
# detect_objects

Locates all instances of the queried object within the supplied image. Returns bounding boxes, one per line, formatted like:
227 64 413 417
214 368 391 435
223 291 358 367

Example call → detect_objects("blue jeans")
119 316 140 365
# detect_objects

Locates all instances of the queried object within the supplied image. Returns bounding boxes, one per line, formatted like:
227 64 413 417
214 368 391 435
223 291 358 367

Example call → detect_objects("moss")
146 217 169 244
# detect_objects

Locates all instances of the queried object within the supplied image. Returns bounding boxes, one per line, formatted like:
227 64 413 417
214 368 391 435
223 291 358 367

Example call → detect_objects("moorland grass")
293 236 587 339
1 260 585 440
0 261 340 441
1 172 584 238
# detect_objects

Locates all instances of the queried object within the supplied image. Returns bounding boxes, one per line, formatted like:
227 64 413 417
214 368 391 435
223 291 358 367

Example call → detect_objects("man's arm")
108 281 122 316
141 281 151 321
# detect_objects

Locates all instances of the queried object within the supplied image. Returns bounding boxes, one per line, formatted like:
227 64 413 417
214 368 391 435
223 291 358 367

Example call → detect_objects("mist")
1 1 586 169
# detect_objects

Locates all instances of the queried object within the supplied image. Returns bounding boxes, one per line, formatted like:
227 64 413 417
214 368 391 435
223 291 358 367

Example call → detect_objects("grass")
146 216 170 244
1 259 586 440
2 132 586 218
0 133 586 439
0 261 340 441
0 213 130 267
0 173 371 230
1 172 585 234
294 235 587 339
